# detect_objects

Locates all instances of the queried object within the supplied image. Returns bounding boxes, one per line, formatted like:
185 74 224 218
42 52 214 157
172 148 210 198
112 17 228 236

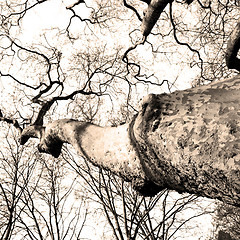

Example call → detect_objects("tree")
0 0 240 220
17 154 88 240
0 123 89 240
0 126 29 240
15 73 240 208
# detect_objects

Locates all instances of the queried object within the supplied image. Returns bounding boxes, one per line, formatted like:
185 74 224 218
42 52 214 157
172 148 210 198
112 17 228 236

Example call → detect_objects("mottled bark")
226 21 240 72
133 74 240 206
20 75 240 206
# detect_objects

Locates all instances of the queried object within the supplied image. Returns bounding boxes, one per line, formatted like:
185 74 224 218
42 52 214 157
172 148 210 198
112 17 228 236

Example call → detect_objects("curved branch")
33 88 100 126
226 21 240 72
123 0 142 22
4 0 47 25
169 2 204 77
122 36 146 78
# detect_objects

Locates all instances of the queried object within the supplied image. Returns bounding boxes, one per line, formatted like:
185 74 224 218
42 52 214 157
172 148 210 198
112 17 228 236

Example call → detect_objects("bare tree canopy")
0 0 240 221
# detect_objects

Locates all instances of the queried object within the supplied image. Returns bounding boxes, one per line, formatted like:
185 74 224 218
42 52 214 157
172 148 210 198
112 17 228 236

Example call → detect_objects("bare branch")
123 0 142 22
122 37 146 78
33 88 100 126
66 0 85 9
0 112 22 133
169 2 205 79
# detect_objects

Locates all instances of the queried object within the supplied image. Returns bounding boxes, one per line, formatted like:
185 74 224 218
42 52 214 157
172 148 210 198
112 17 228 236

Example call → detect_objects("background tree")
0 122 89 240
0 126 29 240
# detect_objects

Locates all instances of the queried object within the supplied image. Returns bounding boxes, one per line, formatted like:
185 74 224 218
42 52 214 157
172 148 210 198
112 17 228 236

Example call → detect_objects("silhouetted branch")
122 37 146 78
66 0 85 9
0 111 22 133
123 0 142 22
169 2 205 78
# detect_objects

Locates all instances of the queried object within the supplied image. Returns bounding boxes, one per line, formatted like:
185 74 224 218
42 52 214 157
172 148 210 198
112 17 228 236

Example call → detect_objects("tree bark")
132 74 240 206
20 120 161 196
21 75 240 206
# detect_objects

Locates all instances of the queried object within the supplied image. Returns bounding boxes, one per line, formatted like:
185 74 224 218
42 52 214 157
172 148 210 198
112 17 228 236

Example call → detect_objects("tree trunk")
20 120 161 196
21 75 240 206
132 74 240 206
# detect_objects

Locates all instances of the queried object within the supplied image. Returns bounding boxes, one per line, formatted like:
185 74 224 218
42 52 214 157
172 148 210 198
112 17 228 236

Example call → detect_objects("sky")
19 0 198 89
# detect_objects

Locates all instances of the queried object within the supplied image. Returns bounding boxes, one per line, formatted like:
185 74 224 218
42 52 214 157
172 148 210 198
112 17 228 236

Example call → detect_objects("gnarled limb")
226 21 240 72
19 75 240 207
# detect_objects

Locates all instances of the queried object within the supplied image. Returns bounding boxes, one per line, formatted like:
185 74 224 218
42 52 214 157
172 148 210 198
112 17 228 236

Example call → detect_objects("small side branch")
0 110 22 133
123 0 142 22
33 86 100 127
122 37 146 77
169 2 204 78
66 0 85 9
226 21 240 72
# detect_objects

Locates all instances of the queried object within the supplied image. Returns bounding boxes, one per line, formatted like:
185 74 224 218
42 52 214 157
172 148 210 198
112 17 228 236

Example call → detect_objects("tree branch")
123 0 142 22
0 110 22 133
226 21 240 72
169 2 204 78
66 0 85 9
141 0 173 37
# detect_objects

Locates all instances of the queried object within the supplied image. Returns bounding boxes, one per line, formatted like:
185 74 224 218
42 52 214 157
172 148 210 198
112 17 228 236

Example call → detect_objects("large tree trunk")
133 75 240 206
21 74 240 206
20 120 161 196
